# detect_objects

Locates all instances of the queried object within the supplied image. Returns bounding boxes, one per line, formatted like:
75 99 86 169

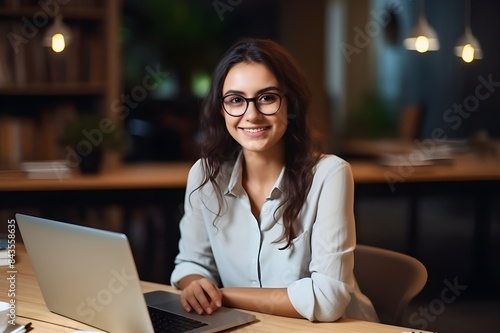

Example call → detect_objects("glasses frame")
220 92 285 117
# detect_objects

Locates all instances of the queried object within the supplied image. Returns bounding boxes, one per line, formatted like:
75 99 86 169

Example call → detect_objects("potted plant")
59 113 123 174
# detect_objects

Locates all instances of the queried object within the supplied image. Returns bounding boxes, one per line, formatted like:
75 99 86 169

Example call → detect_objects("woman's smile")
240 126 271 133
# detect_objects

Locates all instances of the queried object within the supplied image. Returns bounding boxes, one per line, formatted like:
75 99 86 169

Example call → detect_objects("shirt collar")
225 152 245 197
225 151 286 199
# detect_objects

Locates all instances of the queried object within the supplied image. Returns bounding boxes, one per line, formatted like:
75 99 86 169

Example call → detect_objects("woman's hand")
179 275 223 315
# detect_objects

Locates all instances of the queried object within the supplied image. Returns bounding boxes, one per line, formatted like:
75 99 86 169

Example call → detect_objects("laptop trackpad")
145 290 229 316
144 290 213 320
144 290 181 306
144 290 257 332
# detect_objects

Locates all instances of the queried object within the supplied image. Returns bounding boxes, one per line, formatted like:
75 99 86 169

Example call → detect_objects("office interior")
1 0 499 332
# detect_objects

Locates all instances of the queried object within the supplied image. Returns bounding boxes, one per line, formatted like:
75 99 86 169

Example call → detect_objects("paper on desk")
3 323 26 333
20 160 72 179
378 142 455 167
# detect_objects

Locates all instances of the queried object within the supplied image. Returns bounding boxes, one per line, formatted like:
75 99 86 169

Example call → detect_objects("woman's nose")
243 101 262 120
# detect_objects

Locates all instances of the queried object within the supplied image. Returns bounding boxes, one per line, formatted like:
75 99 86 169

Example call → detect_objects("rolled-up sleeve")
170 160 221 288
287 161 356 321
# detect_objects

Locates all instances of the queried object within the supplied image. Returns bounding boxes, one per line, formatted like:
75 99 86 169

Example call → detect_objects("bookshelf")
0 0 121 167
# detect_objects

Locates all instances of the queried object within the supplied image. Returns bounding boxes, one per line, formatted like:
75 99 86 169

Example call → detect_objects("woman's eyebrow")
257 86 281 94
223 89 245 96
222 86 281 96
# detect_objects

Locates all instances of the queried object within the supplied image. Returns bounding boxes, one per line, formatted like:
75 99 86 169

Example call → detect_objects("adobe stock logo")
76 267 136 322
213 0 244 21
384 73 499 192
443 74 500 130
408 277 467 330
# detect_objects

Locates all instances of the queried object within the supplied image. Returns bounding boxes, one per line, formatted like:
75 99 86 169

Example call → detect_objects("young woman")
170 38 378 322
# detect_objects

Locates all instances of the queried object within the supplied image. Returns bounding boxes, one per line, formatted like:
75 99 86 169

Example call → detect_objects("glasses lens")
257 93 281 114
222 95 246 116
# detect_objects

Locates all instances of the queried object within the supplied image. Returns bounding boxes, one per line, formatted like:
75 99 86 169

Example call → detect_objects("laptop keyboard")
148 306 209 333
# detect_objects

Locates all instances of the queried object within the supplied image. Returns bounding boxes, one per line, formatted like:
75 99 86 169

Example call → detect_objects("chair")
354 244 428 326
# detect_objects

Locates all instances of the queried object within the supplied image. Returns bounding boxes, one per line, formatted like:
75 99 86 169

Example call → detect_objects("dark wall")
402 0 500 140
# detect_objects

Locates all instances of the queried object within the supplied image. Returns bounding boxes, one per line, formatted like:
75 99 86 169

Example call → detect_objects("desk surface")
0 244 431 333
1 140 499 192
343 139 500 183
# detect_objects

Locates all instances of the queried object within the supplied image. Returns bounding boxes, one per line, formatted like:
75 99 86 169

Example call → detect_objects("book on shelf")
10 21 27 86
0 116 39 168
0 17 105 86
0 116 22 168
0 24 13 86
0 104 77 170
66 25 82 83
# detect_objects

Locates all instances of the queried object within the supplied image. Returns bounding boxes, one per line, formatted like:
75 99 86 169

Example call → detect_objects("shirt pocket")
274 228 312 284
284 228 312 261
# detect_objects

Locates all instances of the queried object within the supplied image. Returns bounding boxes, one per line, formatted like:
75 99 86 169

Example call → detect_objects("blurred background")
1 0 499 332
120 0 500 161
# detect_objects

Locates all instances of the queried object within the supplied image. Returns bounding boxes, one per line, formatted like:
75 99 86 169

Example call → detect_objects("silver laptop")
16 213 256 333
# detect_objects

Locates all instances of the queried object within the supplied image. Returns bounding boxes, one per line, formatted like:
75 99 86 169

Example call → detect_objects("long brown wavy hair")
195 37 322 249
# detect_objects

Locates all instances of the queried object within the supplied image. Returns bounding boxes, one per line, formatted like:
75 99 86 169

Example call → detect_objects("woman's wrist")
178 274 205 289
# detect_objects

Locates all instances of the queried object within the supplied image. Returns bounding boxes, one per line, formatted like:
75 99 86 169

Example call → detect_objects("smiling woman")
169 38 379 323
221 62 288 157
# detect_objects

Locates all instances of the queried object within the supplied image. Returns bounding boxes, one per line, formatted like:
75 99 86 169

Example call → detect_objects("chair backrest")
354 244 428 325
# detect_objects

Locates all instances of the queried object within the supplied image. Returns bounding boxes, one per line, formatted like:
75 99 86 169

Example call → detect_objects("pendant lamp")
403 0 439 53
43 14 72 53
454 0 482 63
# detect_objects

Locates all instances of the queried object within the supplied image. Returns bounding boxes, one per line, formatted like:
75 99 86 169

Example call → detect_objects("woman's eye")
230 97 243 104
259 94 277 103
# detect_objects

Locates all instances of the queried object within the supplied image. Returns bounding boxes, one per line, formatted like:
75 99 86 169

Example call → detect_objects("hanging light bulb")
404 0 439 53
51 33 66 52
43 15 72 53
455 0 482 63
414 36 430 53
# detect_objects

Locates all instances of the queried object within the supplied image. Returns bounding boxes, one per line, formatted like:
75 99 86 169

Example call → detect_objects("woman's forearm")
178 278 303 318
221 287 303 318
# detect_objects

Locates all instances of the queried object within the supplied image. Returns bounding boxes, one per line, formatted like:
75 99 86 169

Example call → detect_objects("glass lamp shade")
404 17 440 53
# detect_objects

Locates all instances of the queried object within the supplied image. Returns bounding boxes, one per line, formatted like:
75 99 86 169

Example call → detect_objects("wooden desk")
0 244 431 333
344 139 500 184
0 162 192 192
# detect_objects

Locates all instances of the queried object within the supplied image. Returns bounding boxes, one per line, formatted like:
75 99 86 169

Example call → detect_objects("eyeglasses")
220 92 285 117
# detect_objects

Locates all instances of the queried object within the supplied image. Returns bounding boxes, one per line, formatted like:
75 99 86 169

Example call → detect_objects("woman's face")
221 62 288 155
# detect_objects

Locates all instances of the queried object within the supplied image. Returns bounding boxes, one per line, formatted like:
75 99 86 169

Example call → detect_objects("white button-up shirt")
171 153 378 322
